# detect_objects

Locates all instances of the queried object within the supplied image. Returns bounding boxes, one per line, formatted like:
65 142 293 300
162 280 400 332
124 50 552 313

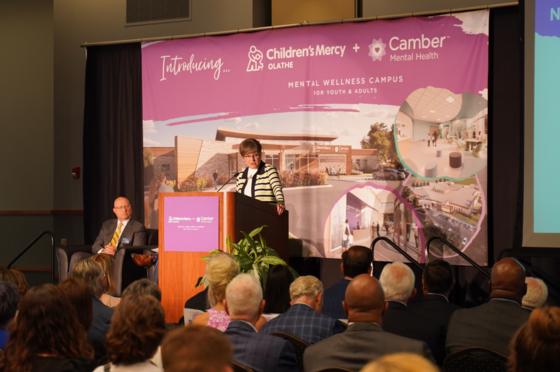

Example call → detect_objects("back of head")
379 262 415 302
423 259 454 294
0 282 20 328
342 246 373 278
263 265 294 314
289 275 323 302
225 274 262 318
58 277 94 332
0 269 30 297
106 294 166 365
360 353 438 372
344 274 385 323
509 306 560 372
490 258 526 303
92 254 116 295
522 277 548 309
71 258 104 295
122 278 162 302
158 172 167 182
206 253 239 306
162 325 233 372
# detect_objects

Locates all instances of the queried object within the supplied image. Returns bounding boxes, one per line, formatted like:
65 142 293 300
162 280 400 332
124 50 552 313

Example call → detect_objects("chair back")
443 347 508 372
232 360 254 372
272 332 310 372
315 368 356 372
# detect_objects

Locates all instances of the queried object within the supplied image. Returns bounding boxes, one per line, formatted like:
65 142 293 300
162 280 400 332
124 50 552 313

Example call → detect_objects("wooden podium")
158 191 289 322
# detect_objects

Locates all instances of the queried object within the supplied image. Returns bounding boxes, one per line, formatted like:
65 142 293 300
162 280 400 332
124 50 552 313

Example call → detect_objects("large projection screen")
523 0 560 247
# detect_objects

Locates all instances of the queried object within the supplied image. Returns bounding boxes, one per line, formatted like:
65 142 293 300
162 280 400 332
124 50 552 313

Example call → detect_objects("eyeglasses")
243 153 261 160
115 205 131 210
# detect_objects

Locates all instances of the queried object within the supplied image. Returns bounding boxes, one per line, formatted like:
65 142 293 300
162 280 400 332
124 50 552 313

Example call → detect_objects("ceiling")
405 86 463 124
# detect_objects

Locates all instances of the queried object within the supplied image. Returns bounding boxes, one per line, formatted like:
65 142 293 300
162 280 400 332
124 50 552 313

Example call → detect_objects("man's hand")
102 244 116 256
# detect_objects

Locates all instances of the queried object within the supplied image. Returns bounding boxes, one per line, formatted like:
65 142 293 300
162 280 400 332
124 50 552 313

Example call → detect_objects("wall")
362 0 514 17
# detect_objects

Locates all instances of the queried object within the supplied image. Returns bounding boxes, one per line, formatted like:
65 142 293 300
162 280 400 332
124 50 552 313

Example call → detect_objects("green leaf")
265 247 280 257
195 275 206 288
226 235 232 253
260 256 287 266
248 225 266 238
241 231 258 257
289 266 300 279
259 234 267 249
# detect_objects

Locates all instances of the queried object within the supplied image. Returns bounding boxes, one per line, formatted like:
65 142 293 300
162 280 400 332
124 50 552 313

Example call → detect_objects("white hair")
522 277 548 309
225 274 262 318
379 262 415 302
289 276 323 302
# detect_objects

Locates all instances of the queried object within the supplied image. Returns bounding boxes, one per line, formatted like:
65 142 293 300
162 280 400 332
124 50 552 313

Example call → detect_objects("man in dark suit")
260 275 345 344
379 262 446 364
224 274 297 372
409 259 461 333
446 258 529 356
92 196 146 255
304 275 433 372
323 245 372 319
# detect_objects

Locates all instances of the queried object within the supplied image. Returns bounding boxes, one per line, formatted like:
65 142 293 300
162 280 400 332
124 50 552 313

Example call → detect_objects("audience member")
360 353 439 372
94 295 166 372
161 325 233 372
0 269 30 297
122 278 161 302
304 275 433 372
260 275 345 344
92 196 146 255
323 245 372 319
72 258 114 360
184 287 209 311
224 274 297 372
379 262 445 364
0 282 20 351
409 260 461 331
509 306 560 372
446 257 529 356
92 254 121 308
263 265 294 314
521 277 548 311
0 284 95 372
58 278 93 335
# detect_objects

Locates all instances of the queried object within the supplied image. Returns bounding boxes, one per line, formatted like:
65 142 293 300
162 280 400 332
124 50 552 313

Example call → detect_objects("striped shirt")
236 161 285 205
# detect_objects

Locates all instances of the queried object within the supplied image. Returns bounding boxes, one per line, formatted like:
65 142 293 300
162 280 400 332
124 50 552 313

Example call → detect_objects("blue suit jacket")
322 279 350 319
260 303 345 345
225 320 297 372
87 295 114 360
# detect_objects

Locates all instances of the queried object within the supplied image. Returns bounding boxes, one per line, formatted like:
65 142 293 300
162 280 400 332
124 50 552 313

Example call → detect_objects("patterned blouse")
207 308 230 332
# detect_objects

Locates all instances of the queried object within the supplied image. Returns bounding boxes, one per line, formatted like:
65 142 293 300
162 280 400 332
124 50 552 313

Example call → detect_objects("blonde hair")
92 254 116 295
71 258 104 295
206 253 239 307
289 276 323 302
360 353 438 372
522 277 548 309
379 262 415 302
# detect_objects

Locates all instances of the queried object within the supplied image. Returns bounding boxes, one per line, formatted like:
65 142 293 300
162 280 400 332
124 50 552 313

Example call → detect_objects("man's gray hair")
289 276 323 302
225 274 262 318
379 262 415 302
71 258 104 295
522 277 548 309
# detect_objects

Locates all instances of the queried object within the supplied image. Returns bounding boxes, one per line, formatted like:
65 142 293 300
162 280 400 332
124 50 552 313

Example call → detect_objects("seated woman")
0 284 96 372
0 283 20 351
92 254 120 308
236 138 286 216
94 294 166 372
0 269 30 298
263 265 294 315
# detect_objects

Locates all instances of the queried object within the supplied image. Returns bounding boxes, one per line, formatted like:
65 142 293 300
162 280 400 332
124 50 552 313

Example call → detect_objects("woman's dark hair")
0 282 20 328
239 138 262 156
263 265 294 314
0 269 30 297
0 284 93 372
58 277 93 332
105 294 167 365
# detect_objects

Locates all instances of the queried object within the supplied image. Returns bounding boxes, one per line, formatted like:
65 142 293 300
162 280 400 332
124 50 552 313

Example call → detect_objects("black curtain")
83 43 143 244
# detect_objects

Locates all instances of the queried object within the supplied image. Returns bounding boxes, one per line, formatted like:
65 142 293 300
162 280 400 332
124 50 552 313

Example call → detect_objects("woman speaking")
236 138 286 215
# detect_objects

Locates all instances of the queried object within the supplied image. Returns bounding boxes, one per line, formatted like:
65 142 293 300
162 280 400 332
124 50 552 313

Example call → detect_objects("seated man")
446 258 529 356
522 277 548 311
304 275 433 372
260 275 345 344
379 262 445 364
224 274 297 372
92 196 146 255
323 245 372 319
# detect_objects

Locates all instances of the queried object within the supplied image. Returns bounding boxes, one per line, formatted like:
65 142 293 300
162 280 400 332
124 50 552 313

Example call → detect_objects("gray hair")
225 274 262 318
522 277 548 309
71 258 104 295
379 262 415 302
289 276 323 302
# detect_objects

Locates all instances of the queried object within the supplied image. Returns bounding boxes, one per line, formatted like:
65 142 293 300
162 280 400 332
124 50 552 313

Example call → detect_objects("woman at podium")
235 138 286 215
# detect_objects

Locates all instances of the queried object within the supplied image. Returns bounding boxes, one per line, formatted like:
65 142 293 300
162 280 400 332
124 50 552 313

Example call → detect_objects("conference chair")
443 347 507 372
232 361 254 372
272 332 310 372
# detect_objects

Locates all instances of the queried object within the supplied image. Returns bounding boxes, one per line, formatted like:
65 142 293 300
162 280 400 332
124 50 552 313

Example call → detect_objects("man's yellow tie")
111 222 123 247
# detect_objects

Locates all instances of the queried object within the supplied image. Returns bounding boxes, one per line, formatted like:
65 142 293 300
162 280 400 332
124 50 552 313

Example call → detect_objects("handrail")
426 236 490 279
7 231 55 284
370 237 424 271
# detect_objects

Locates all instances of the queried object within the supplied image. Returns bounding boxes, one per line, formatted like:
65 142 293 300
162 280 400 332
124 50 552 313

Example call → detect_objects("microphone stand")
217 172 241 192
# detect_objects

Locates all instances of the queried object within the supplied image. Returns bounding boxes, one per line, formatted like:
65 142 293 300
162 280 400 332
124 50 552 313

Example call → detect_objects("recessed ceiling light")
437 118 441 121
422 116 427 118
446 115 450 117
430 110 436 113
446 96 455 103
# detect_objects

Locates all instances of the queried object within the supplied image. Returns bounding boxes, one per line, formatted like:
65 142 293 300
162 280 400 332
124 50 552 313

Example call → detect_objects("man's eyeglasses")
115 205 131 210
243 153 261 160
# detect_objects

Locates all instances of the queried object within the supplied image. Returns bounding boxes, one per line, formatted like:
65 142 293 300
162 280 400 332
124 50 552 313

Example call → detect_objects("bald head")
343 274 386 324
490 258 527 303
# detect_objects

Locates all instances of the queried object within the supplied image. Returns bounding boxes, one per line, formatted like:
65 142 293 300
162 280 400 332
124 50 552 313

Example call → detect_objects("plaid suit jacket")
225 320 297 372
260 303 345 345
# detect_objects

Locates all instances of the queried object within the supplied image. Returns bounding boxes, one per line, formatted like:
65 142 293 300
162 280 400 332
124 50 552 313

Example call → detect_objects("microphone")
217 172 242 192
